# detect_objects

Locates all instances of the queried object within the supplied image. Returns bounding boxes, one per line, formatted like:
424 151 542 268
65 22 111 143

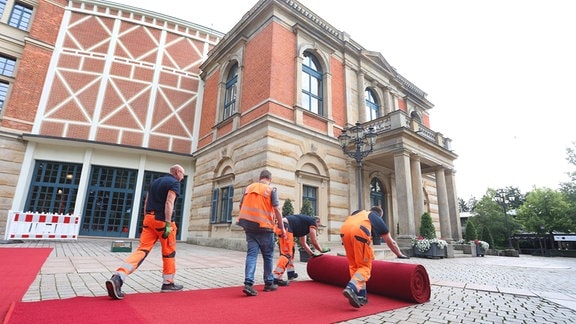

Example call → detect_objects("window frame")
9 1 33 31
365 88 380 121
301 51 323 116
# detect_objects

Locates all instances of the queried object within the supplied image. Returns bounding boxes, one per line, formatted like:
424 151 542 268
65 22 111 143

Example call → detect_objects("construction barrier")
4 211 80 240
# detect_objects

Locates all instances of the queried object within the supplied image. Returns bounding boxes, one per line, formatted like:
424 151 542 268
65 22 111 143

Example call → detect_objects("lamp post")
494 189 515 249
337 122 376 210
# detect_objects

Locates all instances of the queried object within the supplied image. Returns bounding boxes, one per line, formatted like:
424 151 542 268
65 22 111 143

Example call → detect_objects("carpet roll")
307 254 430 303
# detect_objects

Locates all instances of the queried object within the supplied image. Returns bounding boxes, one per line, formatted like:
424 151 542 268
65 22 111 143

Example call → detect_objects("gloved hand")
312 251 323 257
321 247 331 253
162 222 172 239
397 254 410 259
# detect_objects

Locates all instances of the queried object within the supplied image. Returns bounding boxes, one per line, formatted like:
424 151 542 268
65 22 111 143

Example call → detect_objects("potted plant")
412 212 447 258
298 199 314 262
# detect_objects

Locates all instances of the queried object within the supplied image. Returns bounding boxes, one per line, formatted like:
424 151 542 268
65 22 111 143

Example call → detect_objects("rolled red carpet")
307 254 430 303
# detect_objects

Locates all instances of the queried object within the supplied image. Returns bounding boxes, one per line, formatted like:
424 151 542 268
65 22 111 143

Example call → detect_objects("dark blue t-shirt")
145 174 180 221
286 214 317 237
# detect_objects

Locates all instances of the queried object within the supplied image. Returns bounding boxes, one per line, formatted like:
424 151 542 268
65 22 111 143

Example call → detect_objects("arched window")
301 52 323 115
365 88 379 120
223 63 238 120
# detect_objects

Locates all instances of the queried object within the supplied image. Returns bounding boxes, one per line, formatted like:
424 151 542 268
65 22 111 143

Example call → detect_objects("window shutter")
210 189 219 224
226 185 234 222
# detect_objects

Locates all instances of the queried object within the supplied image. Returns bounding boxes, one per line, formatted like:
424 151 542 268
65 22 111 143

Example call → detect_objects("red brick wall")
1 1 66 131
241 23 274 116
330 56 345 126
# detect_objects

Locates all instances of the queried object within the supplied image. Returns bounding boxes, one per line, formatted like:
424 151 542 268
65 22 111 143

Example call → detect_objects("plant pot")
413 243 446 259
299 248 310 262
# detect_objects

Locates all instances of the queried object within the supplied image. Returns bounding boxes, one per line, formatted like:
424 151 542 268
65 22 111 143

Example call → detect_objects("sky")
111 0 576 200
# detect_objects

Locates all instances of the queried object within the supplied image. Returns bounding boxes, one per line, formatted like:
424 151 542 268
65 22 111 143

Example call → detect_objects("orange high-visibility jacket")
238 182 275 232
341 210 372 241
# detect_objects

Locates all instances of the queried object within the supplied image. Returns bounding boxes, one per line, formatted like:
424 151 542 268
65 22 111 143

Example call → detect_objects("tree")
300 199 314 216
469 189 523 249
560 141 576 232
282 199 294 217
517 188 572 248
464 219 477 241
419 212 436 239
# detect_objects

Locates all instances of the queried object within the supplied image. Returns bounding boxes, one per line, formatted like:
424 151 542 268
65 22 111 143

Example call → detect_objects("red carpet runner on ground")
0 247 52 322
4 280 414 324
307 254 431 303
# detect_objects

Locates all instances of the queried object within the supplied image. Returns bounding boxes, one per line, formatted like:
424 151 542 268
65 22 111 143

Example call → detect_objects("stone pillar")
435 167 453 241
410 154 424 231
445 169 461 241
357 71 366 122
394 151 415 244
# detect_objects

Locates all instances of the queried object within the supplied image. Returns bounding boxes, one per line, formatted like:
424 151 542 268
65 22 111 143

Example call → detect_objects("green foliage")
480 225 495 248
300 199 314 216
468 190 522 249
464 219 477 241
282 199 294 217
418 212 436 239
517 187 573 233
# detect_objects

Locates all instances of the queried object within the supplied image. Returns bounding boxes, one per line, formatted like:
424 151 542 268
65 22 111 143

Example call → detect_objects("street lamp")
494 189 515 249
337 122 376 210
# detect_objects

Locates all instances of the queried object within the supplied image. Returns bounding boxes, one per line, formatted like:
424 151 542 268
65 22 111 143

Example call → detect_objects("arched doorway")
370 177 386 244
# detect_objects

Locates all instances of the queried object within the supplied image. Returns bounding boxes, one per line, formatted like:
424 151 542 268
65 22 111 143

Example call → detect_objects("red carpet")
0 248 52 322
307 254 431 303
4 281 413 324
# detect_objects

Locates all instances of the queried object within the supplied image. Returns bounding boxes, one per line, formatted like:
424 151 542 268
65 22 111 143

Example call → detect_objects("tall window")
25 161 83 214
0 81 8 113
210 185 234 223
302 185 318 216
223 63 238 120
301 52 323 115
370 178 386 219
365 88 379 120
0 0 6 16
0 54 16 113
9 2 33 31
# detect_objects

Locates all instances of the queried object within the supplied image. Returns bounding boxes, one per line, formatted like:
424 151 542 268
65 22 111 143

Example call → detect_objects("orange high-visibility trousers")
273 227 295 279
117 214 177 283
340 220 373 293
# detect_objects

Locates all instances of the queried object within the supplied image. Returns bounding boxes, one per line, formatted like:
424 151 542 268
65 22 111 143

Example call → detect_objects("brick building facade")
0 0 460 248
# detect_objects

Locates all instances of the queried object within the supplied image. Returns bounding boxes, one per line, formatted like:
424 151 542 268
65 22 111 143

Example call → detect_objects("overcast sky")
111 0 576 200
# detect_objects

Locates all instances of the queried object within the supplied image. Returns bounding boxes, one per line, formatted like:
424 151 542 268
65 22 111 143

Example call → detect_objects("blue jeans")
244 231 275 285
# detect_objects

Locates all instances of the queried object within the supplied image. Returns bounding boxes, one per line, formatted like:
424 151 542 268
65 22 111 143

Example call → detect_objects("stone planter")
413 243 446 259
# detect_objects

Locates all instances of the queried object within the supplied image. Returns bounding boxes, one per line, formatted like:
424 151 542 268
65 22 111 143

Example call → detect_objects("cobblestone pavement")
2 238 576 323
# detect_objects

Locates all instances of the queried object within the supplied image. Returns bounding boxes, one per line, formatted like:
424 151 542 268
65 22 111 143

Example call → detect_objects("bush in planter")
282 199 294 217
412 212 447 255
297 199 315 261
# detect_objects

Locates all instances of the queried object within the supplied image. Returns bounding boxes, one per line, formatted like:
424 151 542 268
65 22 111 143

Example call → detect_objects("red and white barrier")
4 211 80 240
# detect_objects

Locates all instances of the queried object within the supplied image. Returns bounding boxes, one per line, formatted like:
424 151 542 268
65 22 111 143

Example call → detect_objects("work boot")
242 284 258 296
342 287 362 308
287 272 298 280
161 282 184 292
274 278 289 286
263 282 278 292
105 274 125 300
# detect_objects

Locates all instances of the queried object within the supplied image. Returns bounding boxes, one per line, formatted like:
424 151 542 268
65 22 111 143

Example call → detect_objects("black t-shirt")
286 214 317 237
145 174 180 221
369 211 389 237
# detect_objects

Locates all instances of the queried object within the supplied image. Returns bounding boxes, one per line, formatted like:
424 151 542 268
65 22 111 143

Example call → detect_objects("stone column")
357 71 366 122
435 167 453 241
410 154 424 232
445 169 462 241
394 151 415 244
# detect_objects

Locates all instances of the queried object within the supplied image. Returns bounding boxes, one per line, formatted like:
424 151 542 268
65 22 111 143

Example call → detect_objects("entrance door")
370 178 386 244
80 166 137 237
